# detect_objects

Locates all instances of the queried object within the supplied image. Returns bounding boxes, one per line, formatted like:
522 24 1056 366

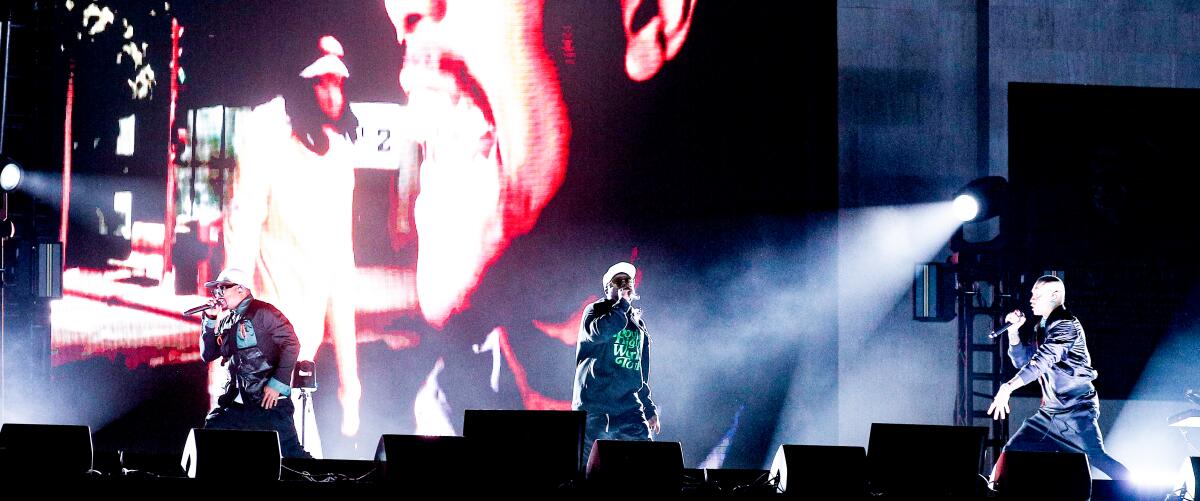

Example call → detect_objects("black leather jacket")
1008 306 1099 411
200 297 299 407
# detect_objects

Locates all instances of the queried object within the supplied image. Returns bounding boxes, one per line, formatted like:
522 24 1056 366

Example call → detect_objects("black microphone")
184 298 224 316
183 303 212 315
988 310 1028 340
987 323 1013 340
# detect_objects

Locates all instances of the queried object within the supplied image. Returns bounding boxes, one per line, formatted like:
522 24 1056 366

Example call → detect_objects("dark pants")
204 398 310 459
1003 405 1130 480
582 408 652 470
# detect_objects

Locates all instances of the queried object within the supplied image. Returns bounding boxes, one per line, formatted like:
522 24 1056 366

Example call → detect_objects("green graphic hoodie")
572 297 658 420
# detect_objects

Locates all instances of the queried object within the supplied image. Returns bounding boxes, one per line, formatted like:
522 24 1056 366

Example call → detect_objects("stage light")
1 158 23 192
952 176 1008 222
0 157 21 238
952 194 980 222
1129 469 1180 489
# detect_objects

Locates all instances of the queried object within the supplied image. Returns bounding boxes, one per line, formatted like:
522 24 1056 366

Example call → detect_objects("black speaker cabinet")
181 428 281 480
0 423 93 478
375 434 467 486
770 444 867 498
586 440 684 495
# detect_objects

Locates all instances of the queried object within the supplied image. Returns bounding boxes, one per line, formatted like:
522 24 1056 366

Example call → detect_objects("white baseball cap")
602 262 636 287
204 268 253 292
299 55 349 79
299 35 349 79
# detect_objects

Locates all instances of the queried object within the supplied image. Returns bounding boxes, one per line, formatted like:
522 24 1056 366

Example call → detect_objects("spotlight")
952 176 1008 222
1 158 23 192
952 194 980 222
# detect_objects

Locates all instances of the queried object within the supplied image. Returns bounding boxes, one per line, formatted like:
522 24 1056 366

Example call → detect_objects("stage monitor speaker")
867 423 987 500
181 428 281 480
993 450 1090 501
914 263 955 321
375 434 467 486
1190 456 1200 500
0 423 92 478
770 444 867 499
463 409 585 488
586 440 684 495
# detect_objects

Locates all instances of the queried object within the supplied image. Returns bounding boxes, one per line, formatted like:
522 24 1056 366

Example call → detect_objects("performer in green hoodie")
573 262 660 467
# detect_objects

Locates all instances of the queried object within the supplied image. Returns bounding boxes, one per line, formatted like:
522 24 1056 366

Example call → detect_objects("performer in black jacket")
573 262 660 466
988 275 1128 479
199 268 310 458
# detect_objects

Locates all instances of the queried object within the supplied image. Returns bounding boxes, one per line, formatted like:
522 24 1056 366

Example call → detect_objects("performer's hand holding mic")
988 309 1027 341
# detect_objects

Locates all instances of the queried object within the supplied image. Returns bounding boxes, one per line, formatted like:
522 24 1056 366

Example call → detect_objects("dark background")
1008 82 1200 400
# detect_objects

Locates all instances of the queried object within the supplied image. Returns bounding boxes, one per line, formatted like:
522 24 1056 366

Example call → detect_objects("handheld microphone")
183 298 224 316
183 303 211 315
988 309 1028 340
987 323 1013 340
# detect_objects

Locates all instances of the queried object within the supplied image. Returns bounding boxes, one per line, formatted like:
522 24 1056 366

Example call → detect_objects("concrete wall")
838 0 980 448
836 0 1200 461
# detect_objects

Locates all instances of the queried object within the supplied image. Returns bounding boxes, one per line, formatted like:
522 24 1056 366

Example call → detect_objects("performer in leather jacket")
199 268 310 458
988 275 1129 480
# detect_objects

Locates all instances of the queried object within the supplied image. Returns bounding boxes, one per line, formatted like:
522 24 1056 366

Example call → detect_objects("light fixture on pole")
0 155 19 423
0 156 19 239
0 158 21 193
952 176 1008 223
